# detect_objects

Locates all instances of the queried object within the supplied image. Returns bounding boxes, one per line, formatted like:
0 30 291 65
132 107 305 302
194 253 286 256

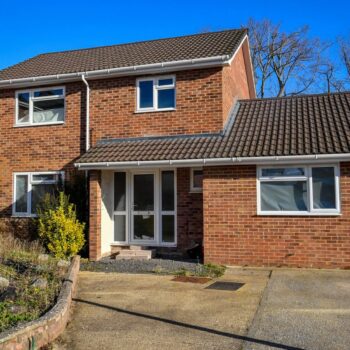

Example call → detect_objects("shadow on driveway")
73 297 304 350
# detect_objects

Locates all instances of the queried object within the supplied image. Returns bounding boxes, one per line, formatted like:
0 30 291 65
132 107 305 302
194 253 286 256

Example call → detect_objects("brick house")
1 29 350 268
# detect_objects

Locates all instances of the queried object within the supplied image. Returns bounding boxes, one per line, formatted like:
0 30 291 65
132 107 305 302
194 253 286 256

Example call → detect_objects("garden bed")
0 234 68 333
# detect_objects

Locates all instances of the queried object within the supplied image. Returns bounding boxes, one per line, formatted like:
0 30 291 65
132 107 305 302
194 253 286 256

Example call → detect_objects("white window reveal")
16 87 65 126
136 76 176 112
257 165 340 215
190 168 203 192
13 172 64 216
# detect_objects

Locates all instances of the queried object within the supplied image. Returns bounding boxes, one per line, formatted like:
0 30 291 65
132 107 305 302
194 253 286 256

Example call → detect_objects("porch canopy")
75 92 350 169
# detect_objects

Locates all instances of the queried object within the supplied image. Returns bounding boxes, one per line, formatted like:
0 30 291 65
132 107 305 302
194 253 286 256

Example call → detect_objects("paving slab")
54 268 269 350
242 269 350 350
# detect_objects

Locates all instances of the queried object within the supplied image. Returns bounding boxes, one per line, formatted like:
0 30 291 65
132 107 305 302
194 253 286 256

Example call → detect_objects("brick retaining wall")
0 256 80 350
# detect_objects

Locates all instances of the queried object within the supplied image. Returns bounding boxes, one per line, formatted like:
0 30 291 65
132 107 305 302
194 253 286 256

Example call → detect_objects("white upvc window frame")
111 168 177 247
130 169 158 245
13 171 64 217
113 172 129 245
160 169 177 245
15 86 65 126
190 167 203 193
136 75 176 112
257 164 341 216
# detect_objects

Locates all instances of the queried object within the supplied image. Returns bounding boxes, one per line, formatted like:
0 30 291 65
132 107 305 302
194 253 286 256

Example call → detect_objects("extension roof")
76 92 350 166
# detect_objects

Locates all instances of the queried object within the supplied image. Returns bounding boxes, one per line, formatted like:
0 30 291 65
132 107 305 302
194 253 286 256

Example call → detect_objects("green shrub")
37 192 85 259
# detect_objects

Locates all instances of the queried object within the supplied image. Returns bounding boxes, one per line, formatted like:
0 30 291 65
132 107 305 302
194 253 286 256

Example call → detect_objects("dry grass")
0 231 44 262
0 231 66 333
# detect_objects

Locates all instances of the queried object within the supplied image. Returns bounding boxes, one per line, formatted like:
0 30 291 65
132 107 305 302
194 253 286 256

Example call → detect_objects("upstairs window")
257 165 340 215
136 76 175 112
16 87 65 126
13 172 64 216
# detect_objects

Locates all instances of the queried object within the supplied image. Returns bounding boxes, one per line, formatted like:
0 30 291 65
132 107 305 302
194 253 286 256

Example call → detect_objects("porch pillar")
89 170 102 260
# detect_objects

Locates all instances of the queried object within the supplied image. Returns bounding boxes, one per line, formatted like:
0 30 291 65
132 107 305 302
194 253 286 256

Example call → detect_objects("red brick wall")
89 68 223 142
0 82 85 217
0 68 223 217
177 168 203 250
89 170 102 260
222 39 255 125
203 163 350 269
0 60 251 251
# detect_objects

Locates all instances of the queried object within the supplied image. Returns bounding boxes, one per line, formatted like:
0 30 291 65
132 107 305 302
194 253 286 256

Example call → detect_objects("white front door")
131 172 157 244
112 169 176 246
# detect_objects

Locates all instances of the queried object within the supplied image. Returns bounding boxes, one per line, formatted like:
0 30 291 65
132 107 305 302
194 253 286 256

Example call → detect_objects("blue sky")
1 0 349 70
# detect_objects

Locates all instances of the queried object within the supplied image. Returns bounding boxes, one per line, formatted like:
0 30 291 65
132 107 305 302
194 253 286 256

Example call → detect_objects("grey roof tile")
0 29 247 80
76 92 350 165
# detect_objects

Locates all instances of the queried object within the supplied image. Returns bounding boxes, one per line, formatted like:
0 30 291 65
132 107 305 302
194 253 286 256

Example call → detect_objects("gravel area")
80 258 200 274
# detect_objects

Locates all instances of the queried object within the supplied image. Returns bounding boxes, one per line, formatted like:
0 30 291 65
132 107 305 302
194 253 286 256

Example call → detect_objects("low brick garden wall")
0 256 80 350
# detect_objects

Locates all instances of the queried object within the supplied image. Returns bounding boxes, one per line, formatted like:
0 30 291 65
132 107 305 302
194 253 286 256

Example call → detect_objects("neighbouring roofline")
75 153 350 170
0 34 249 89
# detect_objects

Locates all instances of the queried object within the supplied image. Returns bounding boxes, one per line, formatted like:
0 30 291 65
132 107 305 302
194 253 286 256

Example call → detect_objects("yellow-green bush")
37 192 85 259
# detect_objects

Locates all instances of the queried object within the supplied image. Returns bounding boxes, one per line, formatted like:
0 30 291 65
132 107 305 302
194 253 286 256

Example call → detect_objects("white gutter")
81 75 90 151
0 55 230 89
74 153 350 170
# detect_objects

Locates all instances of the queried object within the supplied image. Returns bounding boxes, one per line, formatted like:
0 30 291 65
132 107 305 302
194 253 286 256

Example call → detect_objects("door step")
114 248 156 260
129 245 148 251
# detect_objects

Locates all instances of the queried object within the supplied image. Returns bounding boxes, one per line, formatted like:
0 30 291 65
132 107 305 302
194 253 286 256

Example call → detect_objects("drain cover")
205 281 244 291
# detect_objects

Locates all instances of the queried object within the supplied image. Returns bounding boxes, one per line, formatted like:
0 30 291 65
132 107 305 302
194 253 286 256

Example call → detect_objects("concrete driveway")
54 268 350 350
55 269 269 350
243 269 350 350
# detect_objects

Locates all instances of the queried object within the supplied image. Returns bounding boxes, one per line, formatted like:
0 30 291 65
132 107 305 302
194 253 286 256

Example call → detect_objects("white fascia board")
74 153 350 170
226 34 248 65
245 35 257 97
225 34 257 98
0 55 231 89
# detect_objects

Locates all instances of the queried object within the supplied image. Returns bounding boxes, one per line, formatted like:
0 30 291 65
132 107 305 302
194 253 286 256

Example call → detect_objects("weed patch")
174 263 226 278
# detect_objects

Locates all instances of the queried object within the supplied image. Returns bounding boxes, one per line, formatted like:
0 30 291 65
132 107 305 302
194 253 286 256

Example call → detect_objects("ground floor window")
13 171 64 216
257 165 340 215
113 169 176 246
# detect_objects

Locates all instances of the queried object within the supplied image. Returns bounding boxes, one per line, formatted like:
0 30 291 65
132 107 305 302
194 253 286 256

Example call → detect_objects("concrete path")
55 269 270 350
242 269 350 350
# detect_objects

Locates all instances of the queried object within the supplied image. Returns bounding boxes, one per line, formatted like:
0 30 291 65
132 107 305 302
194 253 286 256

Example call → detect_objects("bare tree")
247 19 324 97
318 59 346 93
246 19 274 98
339 37 350 79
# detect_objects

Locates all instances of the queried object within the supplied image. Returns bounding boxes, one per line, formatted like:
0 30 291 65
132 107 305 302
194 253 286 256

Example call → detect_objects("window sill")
13 122 65 128
134 108 176 114
110 242 177 247
257 212 341 217
189 189 203 194
12 214 37 218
